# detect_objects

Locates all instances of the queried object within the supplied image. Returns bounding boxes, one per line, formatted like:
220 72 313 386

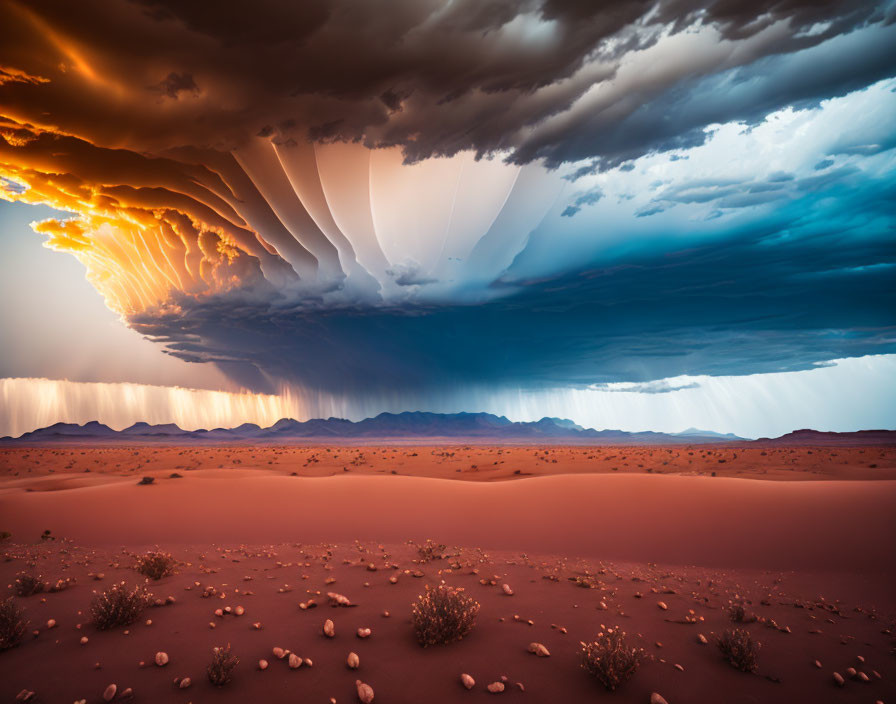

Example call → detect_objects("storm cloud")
1 0 894 398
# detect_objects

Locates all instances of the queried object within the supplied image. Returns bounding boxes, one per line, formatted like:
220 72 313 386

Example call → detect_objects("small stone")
460 673 475 690
103 684 117 701
487 681 505 693
527 642 550 657
80 636 89 645
273 647 286 659
258 659 269 670
356 679 374 703
673 663 684 672
234 605 245 616
347 652 360 669
323 619 336 637
657 602 668 610
46 619 57 629
813 659 822 668
833 672 845 687
357 627 371 639
154 652 169 667
289 653 302 669
697 634 708 644
501 584 514 596
650 694 669 704
178 677 191 689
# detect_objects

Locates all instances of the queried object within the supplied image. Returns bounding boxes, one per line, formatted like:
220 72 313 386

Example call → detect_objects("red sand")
1 445 894 703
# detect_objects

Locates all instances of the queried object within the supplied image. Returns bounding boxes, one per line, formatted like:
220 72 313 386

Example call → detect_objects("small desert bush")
0 598 28 650
411 583 480 646
134 551 177 580
718 628 760 672
14 572 46 597
207 645 239 686
90 582 152 630
580 628 644 691
416 539 447 563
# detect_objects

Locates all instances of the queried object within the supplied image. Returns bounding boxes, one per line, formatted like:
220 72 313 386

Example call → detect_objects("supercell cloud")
1 0 895 399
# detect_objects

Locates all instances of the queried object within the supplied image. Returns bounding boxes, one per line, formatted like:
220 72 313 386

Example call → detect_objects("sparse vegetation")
90 582 152 630
14 572 46 597
134 551 177 580
727 602 756 623
416 539 447 562
0 598 28 650
717 628 760 672
580 628 644 691
411 583 480 646
207 645 239 686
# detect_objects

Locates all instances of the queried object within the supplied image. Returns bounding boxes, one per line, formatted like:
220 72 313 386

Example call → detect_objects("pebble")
460 673 475 690
357 627 371 639
347 652 360 669
487 681 505 693
323 619 336 637
657 602 668 610
80 636 89 645
103 684 117 702
177 677 191 689
356 679 375 703
154 652 169 667
696 634 708 644
289 653 302 669
46 619 57 629
527 642 550 657
813 660 822 668
15 691 35 702
650 694 669 704
501 584 514 596
273 647 286 659
258 659 269 670
833 672 845 687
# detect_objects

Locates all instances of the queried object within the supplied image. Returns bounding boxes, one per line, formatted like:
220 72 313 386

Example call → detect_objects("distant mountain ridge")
3 412 749 444
3 413 893 445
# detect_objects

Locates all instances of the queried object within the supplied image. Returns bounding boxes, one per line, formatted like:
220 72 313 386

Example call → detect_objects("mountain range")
2 413 893 445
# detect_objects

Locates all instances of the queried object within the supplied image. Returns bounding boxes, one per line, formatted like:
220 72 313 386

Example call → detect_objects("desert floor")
1 444 894 703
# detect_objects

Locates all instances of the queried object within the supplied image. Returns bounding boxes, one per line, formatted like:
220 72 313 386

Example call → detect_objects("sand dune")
2 471 894 575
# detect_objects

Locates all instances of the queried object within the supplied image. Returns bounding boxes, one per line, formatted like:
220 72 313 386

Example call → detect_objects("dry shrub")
135 551 177 580
0 598 28 650
718 628 760 672
207 645 239 686
580 628 644 691
14 573 45 597
90 582 152 630
411 583 480 646
416 539 447 563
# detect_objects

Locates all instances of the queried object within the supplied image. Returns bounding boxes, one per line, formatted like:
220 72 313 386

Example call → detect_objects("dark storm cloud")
0 0 891 164
130 165 896 393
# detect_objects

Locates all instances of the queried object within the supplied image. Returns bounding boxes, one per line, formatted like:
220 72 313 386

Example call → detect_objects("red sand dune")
1 445 894 703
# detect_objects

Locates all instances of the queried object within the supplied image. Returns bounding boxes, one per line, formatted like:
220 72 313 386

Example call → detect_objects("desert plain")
1 443 894 703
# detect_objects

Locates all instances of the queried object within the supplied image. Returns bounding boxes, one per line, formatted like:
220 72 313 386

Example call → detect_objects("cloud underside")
1 0 895 394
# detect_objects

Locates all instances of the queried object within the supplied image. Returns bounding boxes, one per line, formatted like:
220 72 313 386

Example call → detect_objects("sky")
1 0 895 437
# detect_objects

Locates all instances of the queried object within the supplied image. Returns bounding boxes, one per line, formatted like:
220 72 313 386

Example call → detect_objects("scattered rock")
289 653 302 669
657 601 668 610
154 652 169 667
137 476 154 485
487 681 505 693
501 584 514 596
103 684 117 701
833 672 845 687
697 634 708 644
461 673 475 690
347 652 360 669
357 627 371 639
650 694 669 704
527 642 550 657
356 679 375 703
177 677 191 689
258 659 269 670
323 619 336 637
